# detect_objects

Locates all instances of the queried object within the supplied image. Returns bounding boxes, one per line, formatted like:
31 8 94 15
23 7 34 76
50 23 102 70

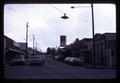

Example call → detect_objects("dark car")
29 55 45 66
9 58 25 66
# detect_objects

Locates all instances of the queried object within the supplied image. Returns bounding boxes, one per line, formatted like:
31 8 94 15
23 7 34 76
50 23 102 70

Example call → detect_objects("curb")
84 65 116 69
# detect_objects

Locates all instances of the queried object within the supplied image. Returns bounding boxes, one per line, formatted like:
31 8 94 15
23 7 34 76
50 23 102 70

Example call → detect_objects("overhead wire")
49 4 65 14
98 9 114 25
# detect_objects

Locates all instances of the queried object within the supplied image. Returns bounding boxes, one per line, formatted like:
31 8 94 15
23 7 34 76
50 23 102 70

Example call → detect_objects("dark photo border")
0 0 119 83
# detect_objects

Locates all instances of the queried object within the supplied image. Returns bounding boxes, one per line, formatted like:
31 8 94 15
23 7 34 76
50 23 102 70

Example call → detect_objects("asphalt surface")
4 55 116 79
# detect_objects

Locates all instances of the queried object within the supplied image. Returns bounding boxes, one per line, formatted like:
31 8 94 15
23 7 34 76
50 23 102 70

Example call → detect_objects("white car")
64 57 73 63
64 57 84 66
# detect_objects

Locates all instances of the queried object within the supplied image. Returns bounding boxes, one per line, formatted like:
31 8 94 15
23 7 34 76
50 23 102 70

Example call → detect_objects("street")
4 55 116 79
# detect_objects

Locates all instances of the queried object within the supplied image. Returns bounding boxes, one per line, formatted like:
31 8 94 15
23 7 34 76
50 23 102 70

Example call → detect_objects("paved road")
4 55 116 79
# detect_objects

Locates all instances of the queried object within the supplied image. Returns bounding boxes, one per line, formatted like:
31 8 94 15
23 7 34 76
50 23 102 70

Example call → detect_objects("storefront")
5 48 25 65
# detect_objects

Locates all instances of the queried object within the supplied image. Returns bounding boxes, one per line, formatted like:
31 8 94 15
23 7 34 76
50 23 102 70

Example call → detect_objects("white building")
60 35 66 47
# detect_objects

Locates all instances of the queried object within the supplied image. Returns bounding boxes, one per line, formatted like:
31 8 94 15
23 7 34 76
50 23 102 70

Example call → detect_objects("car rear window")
30 57 41 60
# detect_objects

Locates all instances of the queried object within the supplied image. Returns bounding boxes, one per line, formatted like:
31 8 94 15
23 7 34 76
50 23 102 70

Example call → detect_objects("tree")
74 38 79 44
64 48 72 57
46 47 51 55
51 48 56 56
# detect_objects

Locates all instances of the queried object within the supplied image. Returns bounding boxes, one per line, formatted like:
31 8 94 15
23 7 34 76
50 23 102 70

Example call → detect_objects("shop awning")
8 48 24 54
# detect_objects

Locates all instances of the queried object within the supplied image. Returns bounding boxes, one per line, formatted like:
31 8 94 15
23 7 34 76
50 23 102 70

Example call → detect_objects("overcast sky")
4 4 116 52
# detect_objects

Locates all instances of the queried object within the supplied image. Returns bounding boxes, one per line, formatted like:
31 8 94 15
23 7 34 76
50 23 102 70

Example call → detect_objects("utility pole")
36 42 37 51
26 22 29 59
33 34 35 56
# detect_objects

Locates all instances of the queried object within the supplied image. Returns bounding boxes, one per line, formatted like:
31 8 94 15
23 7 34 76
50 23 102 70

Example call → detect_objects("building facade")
79 38 92 64
4 35 25 65
64 38 92 64
95 33 116 66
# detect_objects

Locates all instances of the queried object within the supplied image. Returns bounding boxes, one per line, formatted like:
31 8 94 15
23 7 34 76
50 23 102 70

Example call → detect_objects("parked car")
64 57 84 66
54 56 59 60
54 55 65 62
70 57 84 66
9 56 25 66
64 57 73 63
29 55 45 65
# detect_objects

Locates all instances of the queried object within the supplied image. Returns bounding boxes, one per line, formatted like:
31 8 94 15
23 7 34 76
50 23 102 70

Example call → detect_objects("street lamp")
61 13 69 19
49 4 69 19
70 3 96 67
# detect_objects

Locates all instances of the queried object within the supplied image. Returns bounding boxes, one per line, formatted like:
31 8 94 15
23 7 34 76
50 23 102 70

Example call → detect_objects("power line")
49 4 65 14
99 10 114 25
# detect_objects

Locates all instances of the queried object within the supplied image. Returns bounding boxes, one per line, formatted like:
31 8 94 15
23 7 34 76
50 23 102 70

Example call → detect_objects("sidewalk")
84 64 116 69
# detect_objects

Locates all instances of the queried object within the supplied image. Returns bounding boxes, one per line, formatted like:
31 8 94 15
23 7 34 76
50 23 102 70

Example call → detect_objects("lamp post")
70 3 96 67
91 3 96 67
